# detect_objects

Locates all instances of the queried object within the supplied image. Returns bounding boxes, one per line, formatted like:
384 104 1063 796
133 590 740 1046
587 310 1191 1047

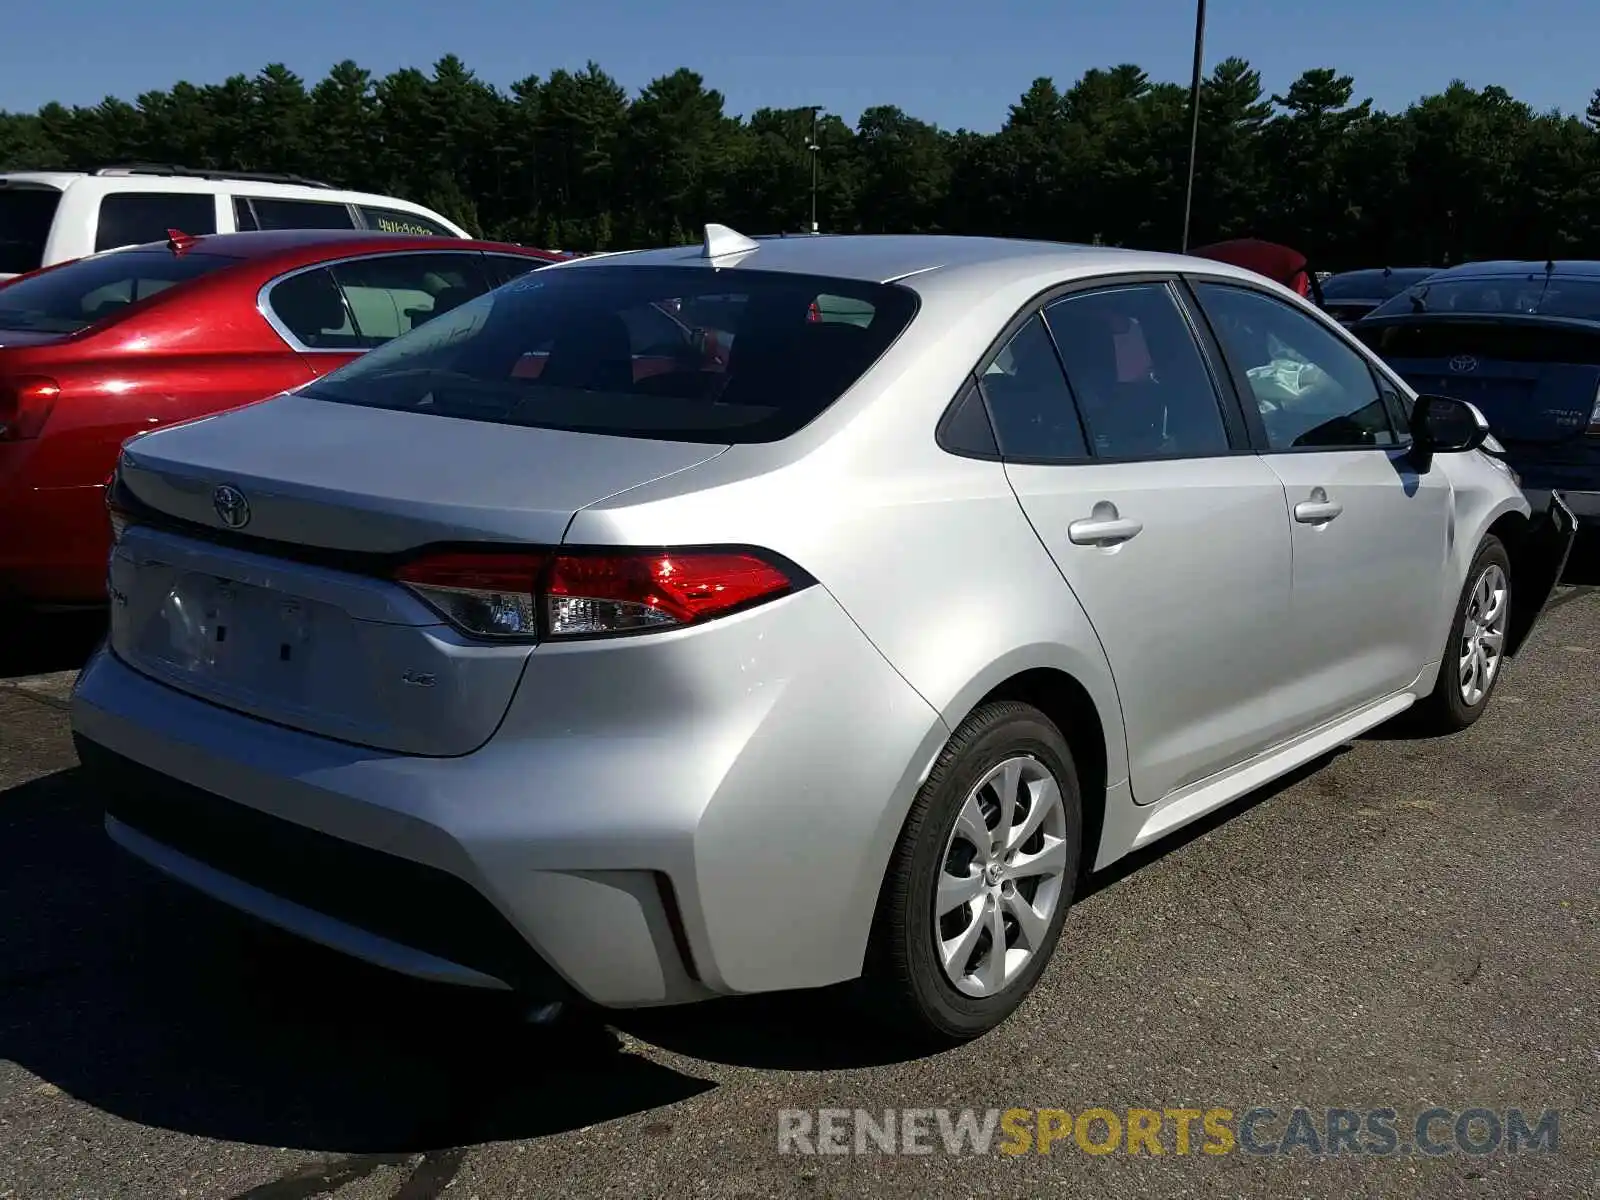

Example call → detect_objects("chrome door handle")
1068 515 1144 546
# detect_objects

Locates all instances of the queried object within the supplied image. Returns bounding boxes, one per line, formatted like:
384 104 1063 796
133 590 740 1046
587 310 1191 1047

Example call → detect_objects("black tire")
863 700 1082 1044
1413 535 1513 734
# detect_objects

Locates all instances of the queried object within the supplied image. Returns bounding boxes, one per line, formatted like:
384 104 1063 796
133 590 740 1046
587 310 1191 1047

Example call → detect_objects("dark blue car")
1319 266 1438 327
1353 261 1600 556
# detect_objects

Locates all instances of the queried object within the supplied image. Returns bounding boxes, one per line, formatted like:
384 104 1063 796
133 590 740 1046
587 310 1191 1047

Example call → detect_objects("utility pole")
805 105 821 233
1180 0 1208 253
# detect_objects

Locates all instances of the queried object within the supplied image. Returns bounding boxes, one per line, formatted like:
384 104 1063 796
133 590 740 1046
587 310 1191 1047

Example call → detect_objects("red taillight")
0 375 61 440
547 551 795 635
394 547 800 640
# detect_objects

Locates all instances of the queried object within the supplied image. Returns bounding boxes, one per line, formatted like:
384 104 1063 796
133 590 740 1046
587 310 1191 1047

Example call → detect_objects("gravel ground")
0 585 1595 1200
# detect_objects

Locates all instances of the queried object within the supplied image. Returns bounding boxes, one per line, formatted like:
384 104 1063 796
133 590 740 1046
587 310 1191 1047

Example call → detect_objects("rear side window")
0 186 62 274
812 293 877 326
1044 283 1232 459
357 205 456 237
266 267 358 349
239 196 356 231
266 253 495 350
95 192 217 252
298 264 919 443
0 248 238 333
979 314 1089 461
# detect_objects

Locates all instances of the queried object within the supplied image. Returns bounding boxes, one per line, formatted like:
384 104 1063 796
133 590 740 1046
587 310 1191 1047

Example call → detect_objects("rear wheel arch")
957 667 1109 884
862 664 1112 980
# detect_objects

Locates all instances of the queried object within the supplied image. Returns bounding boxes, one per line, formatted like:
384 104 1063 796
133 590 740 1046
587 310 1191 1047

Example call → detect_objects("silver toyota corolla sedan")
70 227 1572 1043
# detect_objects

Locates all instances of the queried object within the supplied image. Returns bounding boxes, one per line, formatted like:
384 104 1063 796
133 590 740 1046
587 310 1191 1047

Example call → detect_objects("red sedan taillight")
0 375 61 441
393 547 802 640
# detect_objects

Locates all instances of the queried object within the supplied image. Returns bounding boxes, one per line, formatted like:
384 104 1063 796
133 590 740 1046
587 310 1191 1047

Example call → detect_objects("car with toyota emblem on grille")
1353 259 1600 563
71 227 1576 1043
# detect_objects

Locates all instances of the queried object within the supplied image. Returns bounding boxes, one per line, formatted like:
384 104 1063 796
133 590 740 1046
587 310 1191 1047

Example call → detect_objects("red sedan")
0 229 562 606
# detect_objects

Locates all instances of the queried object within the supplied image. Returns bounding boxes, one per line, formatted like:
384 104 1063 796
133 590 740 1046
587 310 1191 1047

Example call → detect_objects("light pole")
1180 0 1208 252
804 105 821 233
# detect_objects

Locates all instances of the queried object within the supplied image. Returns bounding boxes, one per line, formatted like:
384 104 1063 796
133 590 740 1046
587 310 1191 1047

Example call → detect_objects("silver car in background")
71 227 1571 1043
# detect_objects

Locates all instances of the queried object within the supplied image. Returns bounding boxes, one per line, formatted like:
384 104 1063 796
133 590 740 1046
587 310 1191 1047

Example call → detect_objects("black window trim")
935 373 1004 460
936 270 1258 467
258 248 498 353
1181 272 1416 453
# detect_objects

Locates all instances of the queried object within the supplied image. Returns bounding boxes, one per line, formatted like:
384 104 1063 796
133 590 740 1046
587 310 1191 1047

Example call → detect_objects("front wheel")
1414 536 1513 734
864 701 1082 1044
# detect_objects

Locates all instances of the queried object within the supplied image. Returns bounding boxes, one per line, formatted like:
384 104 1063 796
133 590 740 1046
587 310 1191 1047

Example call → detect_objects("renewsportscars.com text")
777 1105 1560 1157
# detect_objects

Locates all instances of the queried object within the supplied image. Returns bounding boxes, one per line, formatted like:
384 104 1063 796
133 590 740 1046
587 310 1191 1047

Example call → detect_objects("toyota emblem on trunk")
212 484 251 528
1449 355 1478 373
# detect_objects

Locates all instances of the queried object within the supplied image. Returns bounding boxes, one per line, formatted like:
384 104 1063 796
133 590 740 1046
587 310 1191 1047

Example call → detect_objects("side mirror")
1410 393 1490 470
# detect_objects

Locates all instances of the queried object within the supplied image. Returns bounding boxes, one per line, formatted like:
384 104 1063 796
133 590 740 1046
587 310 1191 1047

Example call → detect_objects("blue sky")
4 0 1595 130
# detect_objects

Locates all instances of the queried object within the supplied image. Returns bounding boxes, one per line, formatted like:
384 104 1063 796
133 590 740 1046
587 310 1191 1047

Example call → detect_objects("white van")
0 165 471 279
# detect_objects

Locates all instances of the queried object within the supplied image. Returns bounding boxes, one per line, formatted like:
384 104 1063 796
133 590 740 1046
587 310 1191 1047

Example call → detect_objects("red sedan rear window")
0 248 240 334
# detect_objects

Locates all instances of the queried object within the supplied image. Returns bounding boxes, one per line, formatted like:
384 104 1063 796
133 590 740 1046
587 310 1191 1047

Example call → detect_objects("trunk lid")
117 392 729 551
109 392 730 755
1355 315 1600 448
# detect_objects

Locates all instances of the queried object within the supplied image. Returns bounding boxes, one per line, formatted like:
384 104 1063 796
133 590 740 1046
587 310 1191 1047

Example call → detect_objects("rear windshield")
298 264 919 443
0 185 62 275
1368 275 1600 321
0 247 239 333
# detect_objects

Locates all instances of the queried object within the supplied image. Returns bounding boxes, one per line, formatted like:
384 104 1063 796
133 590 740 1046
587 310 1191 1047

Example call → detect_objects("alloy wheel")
1459 562 1509 706
934 755 1069 998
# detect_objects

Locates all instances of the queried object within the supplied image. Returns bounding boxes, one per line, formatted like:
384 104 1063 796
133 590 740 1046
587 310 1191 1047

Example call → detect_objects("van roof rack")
90 164 337 189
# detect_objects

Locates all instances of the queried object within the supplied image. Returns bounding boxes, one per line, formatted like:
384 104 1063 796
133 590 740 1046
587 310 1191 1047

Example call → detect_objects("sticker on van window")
372 216 437 236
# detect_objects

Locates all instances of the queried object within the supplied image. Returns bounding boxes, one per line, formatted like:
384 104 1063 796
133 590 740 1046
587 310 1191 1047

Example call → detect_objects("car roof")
1324 267 1435 283
0 172 83 189
1422 260 1600 280
110 228 561 263
556 231 1272 295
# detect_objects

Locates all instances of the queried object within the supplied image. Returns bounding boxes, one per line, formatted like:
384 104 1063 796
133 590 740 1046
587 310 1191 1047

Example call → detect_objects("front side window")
0 248 238 333
95 192 217 252
296 264 918 443
1194 282 1398 451
1044 283 1232 459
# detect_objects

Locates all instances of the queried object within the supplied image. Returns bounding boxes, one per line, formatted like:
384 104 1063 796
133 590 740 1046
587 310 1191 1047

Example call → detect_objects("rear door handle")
1068 515 1144 546
1293 488 1343 524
